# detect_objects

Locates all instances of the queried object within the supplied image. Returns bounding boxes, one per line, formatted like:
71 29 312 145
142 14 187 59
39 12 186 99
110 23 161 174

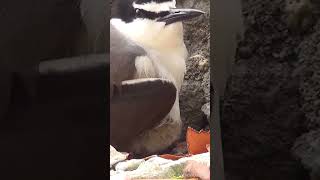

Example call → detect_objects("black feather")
111 0 172 22
135 0 172 4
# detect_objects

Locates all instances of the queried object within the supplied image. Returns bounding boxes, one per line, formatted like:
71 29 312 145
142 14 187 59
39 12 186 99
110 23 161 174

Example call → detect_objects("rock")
292 130 320 180
178 0 210 132
180 80 207 131
221 0 319 179
201 102 210 121
284 0 314 32
298 21 320 129
198 58 209 72
238 46 253 59
202 71 210 102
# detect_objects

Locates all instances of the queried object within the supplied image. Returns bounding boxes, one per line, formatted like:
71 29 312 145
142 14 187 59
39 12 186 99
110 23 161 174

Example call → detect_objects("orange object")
159 154 190 160
186 127 210 155
156 127 210 161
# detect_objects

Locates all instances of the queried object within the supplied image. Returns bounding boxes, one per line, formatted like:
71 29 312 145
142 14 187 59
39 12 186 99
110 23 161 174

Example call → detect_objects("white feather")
132 0 176 13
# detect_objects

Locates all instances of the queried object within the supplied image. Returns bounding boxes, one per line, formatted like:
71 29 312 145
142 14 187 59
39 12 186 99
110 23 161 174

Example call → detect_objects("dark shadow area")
0 1 108 179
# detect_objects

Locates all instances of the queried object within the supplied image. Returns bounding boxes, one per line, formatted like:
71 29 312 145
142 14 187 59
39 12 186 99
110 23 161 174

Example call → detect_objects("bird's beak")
157 8 205 25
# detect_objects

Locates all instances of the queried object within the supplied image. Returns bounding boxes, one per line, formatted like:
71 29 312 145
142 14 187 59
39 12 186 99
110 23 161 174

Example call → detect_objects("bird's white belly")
130 52 186 154
134 50 186 127
129 38 188 154
134 52 186 91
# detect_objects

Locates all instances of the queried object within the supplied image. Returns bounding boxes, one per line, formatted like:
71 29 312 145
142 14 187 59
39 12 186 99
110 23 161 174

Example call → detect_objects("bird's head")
111 0 204 51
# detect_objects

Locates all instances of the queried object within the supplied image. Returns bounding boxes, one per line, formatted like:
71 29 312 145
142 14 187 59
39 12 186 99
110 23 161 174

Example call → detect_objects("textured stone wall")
179 0 210 134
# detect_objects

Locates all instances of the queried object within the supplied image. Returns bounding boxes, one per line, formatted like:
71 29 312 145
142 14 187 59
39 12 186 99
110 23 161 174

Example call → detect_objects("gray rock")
178 0 210 131
298 21 320 129
201 102 210 121
202 71 210 102
180 80 207 130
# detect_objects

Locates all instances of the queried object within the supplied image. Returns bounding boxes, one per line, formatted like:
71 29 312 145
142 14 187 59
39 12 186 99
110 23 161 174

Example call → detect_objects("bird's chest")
134 49 187 90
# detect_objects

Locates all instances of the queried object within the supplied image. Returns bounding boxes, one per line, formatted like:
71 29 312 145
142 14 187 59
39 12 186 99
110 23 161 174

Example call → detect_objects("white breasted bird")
110 0 204 155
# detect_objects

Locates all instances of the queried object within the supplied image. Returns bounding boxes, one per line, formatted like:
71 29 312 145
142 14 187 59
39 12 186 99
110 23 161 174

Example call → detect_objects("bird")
110 24 145 98
110 0 204 155
110 23 177 152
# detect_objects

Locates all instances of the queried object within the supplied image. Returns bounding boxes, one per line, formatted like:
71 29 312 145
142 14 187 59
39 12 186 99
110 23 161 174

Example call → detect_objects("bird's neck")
110 19 187 57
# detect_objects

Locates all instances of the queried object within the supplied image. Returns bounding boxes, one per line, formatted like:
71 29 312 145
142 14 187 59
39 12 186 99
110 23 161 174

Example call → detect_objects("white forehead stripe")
133 1 176 13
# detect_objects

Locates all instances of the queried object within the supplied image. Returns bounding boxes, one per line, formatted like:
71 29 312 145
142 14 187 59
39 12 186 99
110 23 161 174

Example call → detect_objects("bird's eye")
135 8 145 18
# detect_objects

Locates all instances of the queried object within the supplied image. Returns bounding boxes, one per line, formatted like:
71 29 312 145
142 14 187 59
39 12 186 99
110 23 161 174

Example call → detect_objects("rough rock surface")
298 21 320 129
179 0 210 134
292 130 320 180
221 0 320 179
293 18 320 180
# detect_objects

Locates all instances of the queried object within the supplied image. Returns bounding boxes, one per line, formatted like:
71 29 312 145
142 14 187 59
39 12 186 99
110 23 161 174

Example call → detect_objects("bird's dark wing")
110 24 147 97
110 78 176 151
